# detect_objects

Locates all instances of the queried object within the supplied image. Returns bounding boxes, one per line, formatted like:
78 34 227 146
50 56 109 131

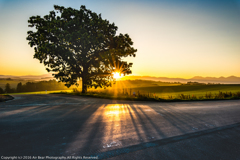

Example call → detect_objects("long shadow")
67 103 165 156
69 104 106 156
154 104 197 133
0 105 59 132
163 103 210 124
126 104 144 141
149 102 219 134
89 122 240 159
130 104 166 138
0 96 104 156
67 100 239 158
3 95 234 156
0 94 67 119
119 105 127 136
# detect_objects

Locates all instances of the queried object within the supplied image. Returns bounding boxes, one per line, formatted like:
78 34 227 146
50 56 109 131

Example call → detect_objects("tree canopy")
27 5 137 93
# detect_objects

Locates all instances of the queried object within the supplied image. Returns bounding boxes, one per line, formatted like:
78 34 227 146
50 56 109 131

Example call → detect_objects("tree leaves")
27 5 137 93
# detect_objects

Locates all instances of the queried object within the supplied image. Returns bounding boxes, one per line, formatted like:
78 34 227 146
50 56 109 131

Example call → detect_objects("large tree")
27 5 137 93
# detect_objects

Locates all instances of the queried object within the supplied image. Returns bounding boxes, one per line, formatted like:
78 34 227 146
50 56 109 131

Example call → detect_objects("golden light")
113 72 121 79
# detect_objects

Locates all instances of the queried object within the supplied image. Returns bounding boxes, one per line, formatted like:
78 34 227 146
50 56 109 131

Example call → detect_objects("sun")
113 72 121 79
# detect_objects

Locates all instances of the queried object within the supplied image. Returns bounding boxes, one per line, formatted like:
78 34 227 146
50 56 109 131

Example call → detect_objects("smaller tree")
5 83 11 93
17 82 23 93
0 87 3 94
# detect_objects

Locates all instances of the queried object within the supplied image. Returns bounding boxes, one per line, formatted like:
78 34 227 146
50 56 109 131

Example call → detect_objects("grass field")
1 79 240 101
84 80 240 99
70 81 240 100
130 85 240 98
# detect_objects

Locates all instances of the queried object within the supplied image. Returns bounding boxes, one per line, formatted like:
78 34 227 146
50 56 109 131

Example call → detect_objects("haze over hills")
0 74 53 81
0 74 240 84
121 76 240 84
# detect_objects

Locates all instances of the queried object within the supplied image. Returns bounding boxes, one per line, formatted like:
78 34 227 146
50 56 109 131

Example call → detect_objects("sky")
0 0 240 78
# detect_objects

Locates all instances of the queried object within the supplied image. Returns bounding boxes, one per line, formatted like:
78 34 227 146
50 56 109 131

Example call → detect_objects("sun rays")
113 72 123 79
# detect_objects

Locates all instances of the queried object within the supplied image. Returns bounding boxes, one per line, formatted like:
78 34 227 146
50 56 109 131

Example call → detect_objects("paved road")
0 94 240 159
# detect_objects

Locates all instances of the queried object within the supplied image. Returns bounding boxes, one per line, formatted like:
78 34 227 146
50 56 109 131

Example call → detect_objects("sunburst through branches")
109 55 132 80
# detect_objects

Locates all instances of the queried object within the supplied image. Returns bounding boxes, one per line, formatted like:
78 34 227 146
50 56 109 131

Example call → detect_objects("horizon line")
0 74 240 79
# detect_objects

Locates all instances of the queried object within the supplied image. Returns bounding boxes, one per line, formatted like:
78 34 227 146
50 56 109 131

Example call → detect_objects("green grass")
2 79 240 101
68 85 240 101
112 80 181 89
133 85 240 99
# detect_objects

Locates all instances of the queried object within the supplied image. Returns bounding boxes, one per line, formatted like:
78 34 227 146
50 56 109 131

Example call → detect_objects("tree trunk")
81 64 89 93
82 75 87 93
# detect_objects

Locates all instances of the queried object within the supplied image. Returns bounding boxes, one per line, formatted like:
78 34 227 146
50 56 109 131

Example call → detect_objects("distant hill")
189 76 240 84
121 76 240 84
0 73 53 81
1 74 240 84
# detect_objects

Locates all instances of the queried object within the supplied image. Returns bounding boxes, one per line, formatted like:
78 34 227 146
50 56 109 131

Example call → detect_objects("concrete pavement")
0 94 240 159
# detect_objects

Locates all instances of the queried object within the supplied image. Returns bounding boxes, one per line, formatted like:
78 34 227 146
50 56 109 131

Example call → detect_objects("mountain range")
121 75 240 84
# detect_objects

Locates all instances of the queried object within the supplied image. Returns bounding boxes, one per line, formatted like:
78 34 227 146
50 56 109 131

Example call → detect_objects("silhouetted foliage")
16 82 23 92
19 80 68 92
0 87 3 94
1 80 70 93
186 81 206 85
5 83 11 93
27 5 137 93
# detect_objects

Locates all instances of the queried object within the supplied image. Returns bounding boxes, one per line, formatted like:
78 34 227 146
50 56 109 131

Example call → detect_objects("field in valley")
80 80 240 99
1 79 240 100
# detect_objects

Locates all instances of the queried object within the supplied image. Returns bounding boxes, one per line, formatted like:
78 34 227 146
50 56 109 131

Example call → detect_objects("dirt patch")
0 95 14 102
